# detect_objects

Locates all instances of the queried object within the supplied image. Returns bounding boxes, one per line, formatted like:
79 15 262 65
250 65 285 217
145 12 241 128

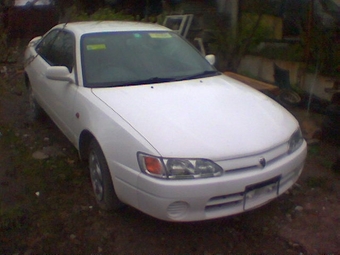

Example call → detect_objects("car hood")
91 75 298 159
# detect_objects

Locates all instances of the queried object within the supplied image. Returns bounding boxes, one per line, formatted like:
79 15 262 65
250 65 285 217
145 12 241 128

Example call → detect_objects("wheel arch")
24 72 30 89
79 129 96 161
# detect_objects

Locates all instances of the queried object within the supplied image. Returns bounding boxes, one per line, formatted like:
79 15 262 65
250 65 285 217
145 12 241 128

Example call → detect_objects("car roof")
54 21 170 37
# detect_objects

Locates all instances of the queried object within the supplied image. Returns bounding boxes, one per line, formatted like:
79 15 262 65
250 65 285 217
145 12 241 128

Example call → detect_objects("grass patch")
307 145 320 156
305 176 328 189
307 145 335 170
321 159 334 169
0 204 27 231
0 120 89 240
1 44 93 253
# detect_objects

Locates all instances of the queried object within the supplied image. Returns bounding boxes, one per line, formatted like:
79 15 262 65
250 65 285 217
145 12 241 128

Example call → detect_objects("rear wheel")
27 81 44 120
88 139 125 210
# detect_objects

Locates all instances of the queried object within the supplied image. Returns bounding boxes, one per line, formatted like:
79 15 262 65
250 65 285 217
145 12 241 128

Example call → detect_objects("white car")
24 21 307 222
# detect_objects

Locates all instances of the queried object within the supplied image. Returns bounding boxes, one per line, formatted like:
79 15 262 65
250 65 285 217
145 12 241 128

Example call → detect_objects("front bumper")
124 141 307 222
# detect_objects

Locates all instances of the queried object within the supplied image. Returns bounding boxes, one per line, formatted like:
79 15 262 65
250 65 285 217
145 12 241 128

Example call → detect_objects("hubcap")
89 151 104 201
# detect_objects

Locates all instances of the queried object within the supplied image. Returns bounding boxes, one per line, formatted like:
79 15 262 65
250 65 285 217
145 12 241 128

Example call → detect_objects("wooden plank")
224 72 278 92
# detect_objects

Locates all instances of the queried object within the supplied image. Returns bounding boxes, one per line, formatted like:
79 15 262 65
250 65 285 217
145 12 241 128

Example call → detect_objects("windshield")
81 31 218 88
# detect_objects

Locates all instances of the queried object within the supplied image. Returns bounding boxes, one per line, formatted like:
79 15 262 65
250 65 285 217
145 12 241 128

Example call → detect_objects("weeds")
7 133 86 196
0 204 27 231
307 144 320 156
0 100 88 245
321 159 334 169
307 144 335 170
305 176 328 189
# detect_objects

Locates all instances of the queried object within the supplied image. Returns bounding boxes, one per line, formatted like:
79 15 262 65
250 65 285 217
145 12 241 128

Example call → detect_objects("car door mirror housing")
46 66 74 83
205 54 216 66
30 36 42 46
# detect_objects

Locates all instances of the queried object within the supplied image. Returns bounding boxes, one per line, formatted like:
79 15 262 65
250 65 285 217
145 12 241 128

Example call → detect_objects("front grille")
216 142 288 174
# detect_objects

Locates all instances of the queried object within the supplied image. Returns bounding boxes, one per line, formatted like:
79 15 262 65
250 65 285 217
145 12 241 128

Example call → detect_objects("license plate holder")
244 176 281 211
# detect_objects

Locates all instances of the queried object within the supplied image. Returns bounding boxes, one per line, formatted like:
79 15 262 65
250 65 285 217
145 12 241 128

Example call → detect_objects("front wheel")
88 139 125 211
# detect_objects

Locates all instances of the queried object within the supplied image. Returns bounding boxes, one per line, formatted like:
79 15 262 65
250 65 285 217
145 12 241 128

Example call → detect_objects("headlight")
137 153 223 179
288 128 304 153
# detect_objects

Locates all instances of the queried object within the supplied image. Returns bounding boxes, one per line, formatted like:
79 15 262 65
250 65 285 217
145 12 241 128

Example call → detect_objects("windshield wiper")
94 72 221 88
181 70 221 80
119 77 179 86
92 77 178 88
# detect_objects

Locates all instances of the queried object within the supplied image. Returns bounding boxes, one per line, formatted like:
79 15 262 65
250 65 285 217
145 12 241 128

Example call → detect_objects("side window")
36 30 59 63
36 30 75 72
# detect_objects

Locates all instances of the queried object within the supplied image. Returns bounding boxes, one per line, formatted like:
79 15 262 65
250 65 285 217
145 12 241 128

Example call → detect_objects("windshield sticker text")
148 33 172 39
86 44 107 50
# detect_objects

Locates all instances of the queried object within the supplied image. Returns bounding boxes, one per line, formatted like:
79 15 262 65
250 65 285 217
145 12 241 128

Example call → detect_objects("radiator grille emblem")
258 157 266 168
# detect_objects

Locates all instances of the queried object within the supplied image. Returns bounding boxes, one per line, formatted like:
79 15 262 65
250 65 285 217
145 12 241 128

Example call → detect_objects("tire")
88 139 125 211
27 81 44 120
277 89 301 106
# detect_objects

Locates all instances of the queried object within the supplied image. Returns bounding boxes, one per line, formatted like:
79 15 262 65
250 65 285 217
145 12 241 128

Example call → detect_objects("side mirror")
205 54 216 66
29 36 42 46
46 66 74 83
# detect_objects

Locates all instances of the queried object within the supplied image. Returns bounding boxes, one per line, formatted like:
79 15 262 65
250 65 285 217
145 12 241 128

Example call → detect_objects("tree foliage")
207 10 272 71
68 6 134 22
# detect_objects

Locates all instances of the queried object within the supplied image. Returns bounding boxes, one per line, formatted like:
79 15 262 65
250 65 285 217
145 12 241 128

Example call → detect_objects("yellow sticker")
86 44 107 50
149 33 172 39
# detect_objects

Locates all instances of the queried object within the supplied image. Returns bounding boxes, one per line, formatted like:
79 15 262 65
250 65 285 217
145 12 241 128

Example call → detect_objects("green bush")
304 28 340 77
254 43 304 62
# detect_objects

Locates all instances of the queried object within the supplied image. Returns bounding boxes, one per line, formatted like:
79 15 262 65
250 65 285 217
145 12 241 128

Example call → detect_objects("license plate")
244 176 280 211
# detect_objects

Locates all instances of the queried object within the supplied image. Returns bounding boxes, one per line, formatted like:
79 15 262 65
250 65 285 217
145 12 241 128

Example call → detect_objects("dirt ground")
0 68 340 255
